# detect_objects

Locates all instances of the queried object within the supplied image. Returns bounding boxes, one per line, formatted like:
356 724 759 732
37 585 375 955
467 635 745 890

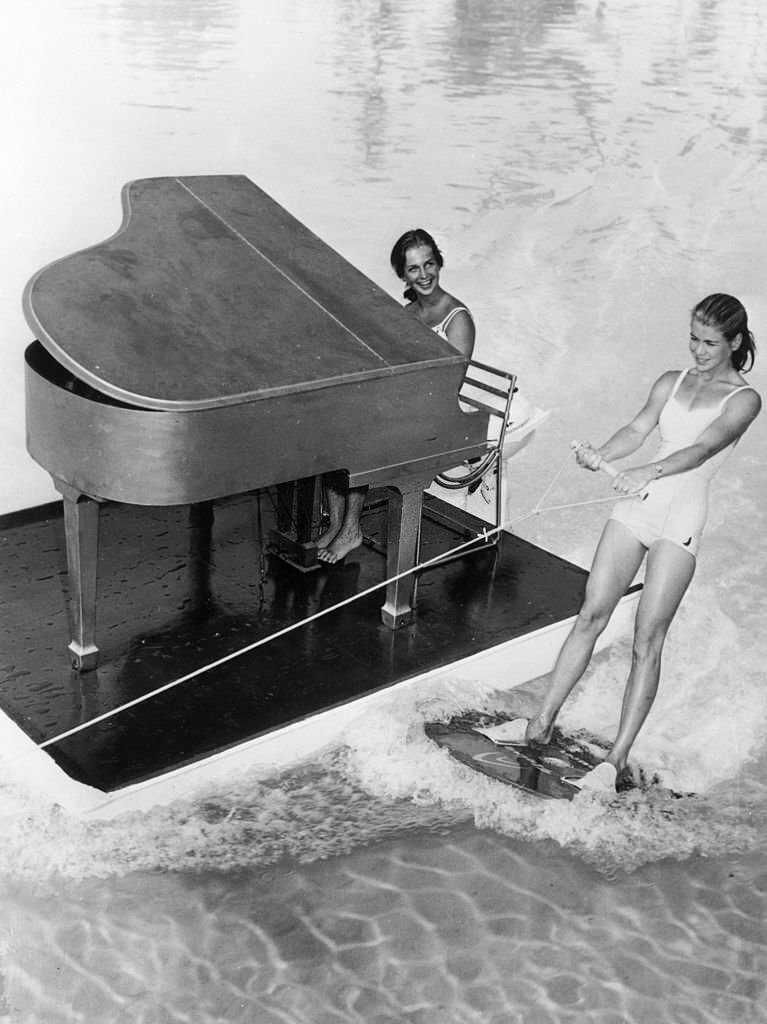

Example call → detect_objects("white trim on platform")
0 589 639 819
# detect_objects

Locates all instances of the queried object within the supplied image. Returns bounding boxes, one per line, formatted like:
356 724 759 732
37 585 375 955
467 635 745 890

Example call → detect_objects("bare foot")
317 526 363 564
314 523 341 550
525 714 554 747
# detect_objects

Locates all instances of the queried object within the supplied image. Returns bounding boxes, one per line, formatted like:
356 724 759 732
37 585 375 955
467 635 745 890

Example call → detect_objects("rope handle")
571 440 649 498
570 439 619 478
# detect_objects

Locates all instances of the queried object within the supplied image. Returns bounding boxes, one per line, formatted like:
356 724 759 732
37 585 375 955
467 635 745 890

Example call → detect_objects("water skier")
525 294 761 792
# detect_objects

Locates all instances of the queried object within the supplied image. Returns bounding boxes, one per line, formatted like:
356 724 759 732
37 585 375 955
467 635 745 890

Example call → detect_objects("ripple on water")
2 829 767 1022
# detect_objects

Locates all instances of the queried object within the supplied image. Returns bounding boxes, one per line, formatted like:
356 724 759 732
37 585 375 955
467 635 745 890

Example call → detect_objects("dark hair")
390 229 444 302
692 293 756 372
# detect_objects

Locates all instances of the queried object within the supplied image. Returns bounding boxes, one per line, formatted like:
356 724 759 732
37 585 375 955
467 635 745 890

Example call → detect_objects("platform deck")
0 493 611 796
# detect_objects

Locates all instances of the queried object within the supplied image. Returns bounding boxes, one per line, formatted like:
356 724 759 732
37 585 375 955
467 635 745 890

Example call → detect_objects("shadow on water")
100 0 237 74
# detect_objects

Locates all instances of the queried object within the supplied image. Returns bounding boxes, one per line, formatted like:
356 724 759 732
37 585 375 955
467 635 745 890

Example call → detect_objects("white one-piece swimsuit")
431 305 471 343
609 368 756 557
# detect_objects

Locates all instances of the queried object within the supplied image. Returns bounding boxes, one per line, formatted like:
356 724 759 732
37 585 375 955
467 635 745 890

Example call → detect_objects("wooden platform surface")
0 494 594 794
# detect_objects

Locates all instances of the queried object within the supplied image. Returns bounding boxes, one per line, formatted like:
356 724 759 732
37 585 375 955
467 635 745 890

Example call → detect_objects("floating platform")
0 493 641 817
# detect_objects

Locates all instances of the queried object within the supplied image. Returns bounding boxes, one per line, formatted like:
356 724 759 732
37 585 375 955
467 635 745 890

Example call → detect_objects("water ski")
425 716 602 801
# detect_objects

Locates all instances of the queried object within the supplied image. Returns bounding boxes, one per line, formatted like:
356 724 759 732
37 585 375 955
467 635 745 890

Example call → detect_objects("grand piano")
23 175 489 671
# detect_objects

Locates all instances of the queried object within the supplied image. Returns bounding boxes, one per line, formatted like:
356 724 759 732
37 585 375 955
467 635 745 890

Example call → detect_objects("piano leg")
380 483 424 629
275 481 295 534
271 476 321 570
295 476 317 542
56 482 100 672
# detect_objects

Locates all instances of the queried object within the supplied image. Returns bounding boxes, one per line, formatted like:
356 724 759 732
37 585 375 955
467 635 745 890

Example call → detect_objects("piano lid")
23 175 464 412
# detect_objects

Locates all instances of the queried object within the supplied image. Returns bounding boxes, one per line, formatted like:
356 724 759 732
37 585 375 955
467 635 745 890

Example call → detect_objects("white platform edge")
0 590 640 819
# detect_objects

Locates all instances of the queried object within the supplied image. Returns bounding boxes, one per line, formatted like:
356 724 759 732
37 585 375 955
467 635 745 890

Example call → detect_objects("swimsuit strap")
717 383 758 410
436 306 470 332
669 368 690 400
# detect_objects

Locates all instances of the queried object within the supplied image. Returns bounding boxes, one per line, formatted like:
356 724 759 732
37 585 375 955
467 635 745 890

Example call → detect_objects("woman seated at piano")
392 228 476 359
316 229 474 564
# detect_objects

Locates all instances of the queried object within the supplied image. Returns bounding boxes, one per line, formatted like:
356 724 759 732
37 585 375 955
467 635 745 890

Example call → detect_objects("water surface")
1 1 766 1021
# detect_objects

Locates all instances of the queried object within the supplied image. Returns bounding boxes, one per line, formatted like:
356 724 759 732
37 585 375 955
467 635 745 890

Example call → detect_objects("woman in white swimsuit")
389 228 475 359
317 229 474 564
524 294 761 792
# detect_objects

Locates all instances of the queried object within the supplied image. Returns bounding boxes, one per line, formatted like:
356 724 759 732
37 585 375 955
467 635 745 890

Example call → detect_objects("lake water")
2 0 767 1020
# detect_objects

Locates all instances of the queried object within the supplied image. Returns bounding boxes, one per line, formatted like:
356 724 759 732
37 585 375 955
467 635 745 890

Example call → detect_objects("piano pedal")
362 534 386 557
268 529 323 572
